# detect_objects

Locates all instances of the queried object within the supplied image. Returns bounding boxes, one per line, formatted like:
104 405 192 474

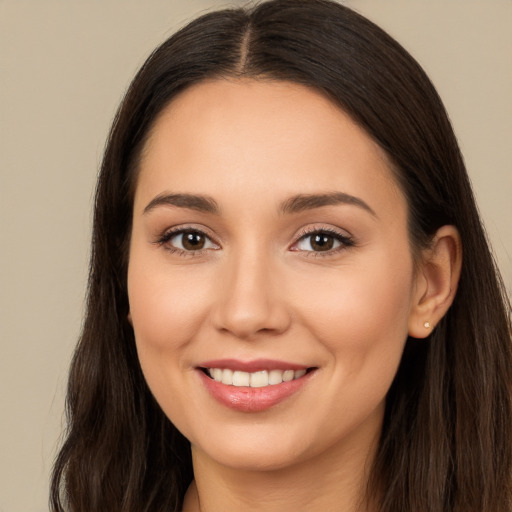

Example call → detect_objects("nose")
211 249 292 340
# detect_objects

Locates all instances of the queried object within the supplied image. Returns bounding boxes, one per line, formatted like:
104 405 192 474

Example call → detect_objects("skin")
127 79 461 511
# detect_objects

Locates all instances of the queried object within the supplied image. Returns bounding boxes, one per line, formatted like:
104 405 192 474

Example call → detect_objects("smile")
197 361 316 412
206 368 308 387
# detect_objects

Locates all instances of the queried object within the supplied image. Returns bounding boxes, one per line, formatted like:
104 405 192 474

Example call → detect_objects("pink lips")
197 359 315 413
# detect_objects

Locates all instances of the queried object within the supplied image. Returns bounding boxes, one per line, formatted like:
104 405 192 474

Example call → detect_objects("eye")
294 229 354 253
159 228 218 252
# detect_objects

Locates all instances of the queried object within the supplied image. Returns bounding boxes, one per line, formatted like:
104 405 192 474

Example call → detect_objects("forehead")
135 79 405 219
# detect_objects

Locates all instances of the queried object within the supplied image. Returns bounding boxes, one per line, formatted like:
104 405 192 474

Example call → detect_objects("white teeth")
250 370 269 388
207 368 308 387
211 368 223 382
282 369 294 382
232 370 250 387
221 368 233 385
294 369 307 379
268 369 284 385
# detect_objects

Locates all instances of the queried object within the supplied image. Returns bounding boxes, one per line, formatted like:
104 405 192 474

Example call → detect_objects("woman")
50 0 512 510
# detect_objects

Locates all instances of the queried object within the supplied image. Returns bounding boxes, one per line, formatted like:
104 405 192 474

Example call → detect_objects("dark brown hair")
51 1 512 510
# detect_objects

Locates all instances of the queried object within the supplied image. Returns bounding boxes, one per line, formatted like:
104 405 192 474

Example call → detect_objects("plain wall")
0 1 510 510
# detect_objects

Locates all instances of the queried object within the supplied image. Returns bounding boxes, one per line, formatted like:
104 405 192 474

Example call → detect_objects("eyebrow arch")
143 193 220 215
280 192 377 217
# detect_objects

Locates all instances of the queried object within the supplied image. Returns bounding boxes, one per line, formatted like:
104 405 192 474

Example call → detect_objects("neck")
182 425 380 512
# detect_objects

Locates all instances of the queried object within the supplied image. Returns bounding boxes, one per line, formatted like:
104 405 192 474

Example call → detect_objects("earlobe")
408 225 462 338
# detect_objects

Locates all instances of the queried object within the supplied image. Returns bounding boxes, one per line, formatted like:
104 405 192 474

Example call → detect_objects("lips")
197 359 315 412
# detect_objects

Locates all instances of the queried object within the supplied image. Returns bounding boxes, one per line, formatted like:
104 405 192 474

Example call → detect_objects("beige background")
0 1 510 510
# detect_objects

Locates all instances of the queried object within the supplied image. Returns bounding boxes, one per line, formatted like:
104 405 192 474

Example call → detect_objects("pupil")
183 232 205 250
311 234 333 251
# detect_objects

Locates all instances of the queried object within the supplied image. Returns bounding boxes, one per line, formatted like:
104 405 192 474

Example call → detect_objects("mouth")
196 360 317 412
201 367 313 388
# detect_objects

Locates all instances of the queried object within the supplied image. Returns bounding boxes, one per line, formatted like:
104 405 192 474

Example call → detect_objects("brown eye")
295 230 353 253
164 229 218 252
310 234 334 251
182 231 206 250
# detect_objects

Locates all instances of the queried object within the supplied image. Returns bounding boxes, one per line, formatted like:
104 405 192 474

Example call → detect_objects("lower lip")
197 369 314 412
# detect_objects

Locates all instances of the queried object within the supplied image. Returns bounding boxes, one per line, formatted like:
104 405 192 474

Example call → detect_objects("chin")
199 443 307 472
188 420 327 473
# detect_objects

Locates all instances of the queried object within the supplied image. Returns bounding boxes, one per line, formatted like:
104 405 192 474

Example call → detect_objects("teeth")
268 369 284 385
232 371 250 386
250 370 268 388
211 368 223 382
282 369 294 382
221 368 233 385
207 368 308 387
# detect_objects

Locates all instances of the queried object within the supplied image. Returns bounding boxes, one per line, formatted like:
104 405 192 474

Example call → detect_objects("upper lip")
198 358 311 372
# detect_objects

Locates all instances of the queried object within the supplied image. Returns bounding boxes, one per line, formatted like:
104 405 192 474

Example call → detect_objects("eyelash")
155 226 219 257
155 225 355 257
292 226 355 257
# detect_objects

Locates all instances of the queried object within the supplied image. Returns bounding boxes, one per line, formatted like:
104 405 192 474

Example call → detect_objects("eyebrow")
143 193 220 215
280 192 377 217
143 191 376 218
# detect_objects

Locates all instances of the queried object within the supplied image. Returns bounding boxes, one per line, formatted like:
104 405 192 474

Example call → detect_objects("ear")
127 311 133 325
408 225 462 338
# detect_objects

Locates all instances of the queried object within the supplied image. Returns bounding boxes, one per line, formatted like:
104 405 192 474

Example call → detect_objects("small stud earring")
424 321 431 329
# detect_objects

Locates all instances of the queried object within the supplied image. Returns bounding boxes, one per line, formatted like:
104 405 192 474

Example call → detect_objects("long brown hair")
51 1 512 510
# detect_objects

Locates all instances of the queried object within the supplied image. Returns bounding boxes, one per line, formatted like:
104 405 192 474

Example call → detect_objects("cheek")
126 256 212 424
126 256 217 411
294 258 414 431
293 252 414 371
128 258 210 351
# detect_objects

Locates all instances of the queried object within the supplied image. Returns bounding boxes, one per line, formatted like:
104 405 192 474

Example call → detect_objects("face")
127 79 420 472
